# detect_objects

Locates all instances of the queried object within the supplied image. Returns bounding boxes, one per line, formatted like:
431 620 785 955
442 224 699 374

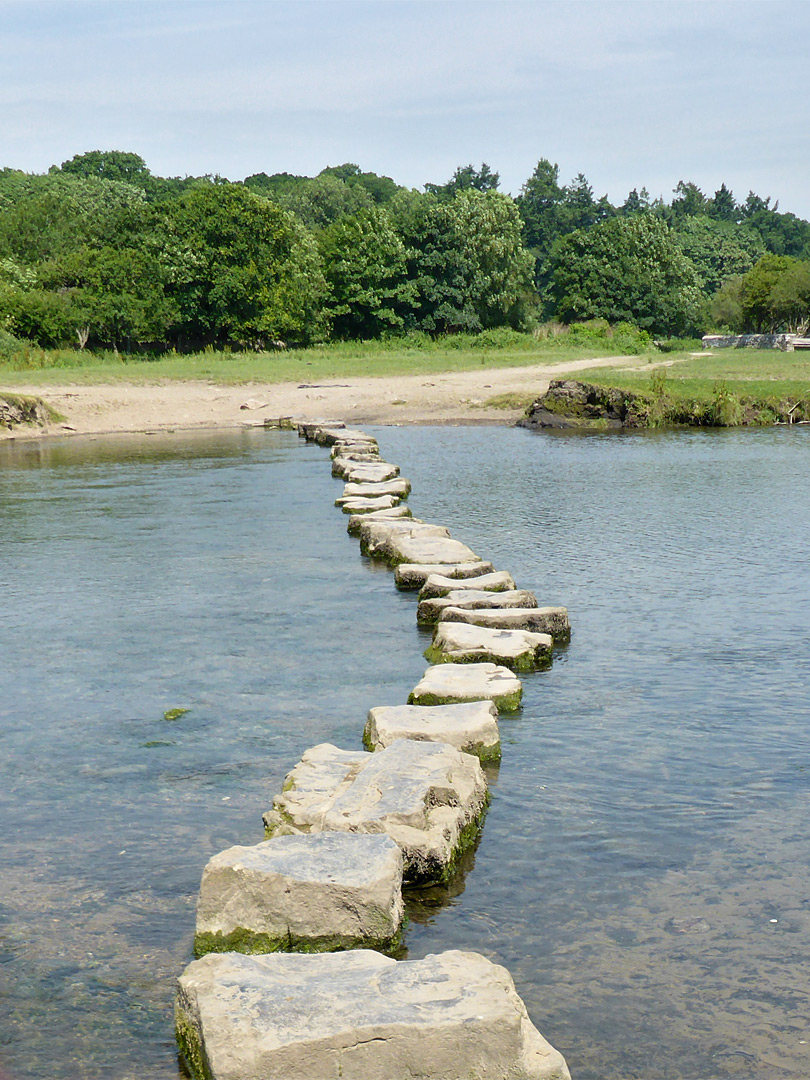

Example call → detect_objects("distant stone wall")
702 333 796 351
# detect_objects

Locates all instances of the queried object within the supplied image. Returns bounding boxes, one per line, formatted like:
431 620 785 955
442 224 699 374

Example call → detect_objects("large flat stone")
365 530 481 568
440 605 571 641
195 832 404 957
425 623 553 672
313 426 377 447
409 662 523 712
394 561 496 590
176 949 571 1080
298 420 344 440
263 739 487 884
346 505 414 535
364 701 500 763
417 588 538 624
419 569 516 600
357 519 451 557
338 494 401 514
333 460 400 482
342 478 411 499
330 440 380 459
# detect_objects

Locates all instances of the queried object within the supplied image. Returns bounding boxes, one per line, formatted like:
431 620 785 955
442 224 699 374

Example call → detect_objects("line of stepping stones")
175 422 573 1080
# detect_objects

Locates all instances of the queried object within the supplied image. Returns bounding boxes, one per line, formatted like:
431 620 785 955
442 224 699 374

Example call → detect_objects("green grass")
0 336 647 388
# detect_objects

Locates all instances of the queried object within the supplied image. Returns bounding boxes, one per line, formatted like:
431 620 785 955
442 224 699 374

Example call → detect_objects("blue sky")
2 0 809 217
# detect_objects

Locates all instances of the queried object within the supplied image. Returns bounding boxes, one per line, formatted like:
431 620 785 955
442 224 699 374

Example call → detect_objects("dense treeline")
1 149 809 354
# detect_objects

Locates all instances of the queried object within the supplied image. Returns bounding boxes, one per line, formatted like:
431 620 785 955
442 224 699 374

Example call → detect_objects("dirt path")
2 354 655 439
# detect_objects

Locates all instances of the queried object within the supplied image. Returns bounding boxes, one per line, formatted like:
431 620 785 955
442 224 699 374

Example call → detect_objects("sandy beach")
2 354 651 439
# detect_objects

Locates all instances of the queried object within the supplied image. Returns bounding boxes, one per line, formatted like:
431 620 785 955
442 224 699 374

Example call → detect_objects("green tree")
56 149 152 186
318 207 414 338
548 213 703 335
739 253 810 332
670 181 709 220
674 216 764 294
272 174 373 230
708 183 738 223
425 163 500 200
159 184 326 347
404 190 533 333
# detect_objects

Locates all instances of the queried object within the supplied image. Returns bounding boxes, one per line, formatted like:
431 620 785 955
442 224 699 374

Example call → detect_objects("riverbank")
0 355 657 439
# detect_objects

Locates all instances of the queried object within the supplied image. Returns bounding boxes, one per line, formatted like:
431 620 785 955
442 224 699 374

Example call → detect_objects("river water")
1 423 808 1080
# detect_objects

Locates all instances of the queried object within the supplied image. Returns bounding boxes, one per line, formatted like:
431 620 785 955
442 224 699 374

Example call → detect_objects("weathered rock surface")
312 426 377 447
0 395 51 430
519 379 652 430
263 739 487 884
331 452 383 475
409 663 523 712
330 440 380 458
425 623 552 672
394 561 496 590
342 478 411 499
357 519 451 558
195 832 404 957
346 505 413 535
363 528 481 567
338 494 401 514
333 460 400 482
175 948 571 1080
440 604 571 641
364 701 500 762
417 588 539 624
419 569 516 600
298 420 344 440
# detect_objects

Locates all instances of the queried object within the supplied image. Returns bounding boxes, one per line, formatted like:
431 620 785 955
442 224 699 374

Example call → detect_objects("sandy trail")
2 354 654 439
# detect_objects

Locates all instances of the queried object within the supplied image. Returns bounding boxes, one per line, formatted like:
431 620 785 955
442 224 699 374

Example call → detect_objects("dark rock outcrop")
0 395 52 430
518 380 651 430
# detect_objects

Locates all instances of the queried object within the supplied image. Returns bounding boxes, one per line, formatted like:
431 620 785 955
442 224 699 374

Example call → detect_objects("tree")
548 213 703 335
56 150 152 187
708 183 738 223
739 253 810 332
404 190 534 333
159 184 326 347
425 163 500 199
516 159 564 252
318 208 414 339
271 174 373 230
674 216 764 294
620 187 652 216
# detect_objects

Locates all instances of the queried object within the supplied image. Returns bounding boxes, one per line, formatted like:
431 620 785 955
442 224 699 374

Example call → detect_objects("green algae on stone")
163 707 190 722
423 642 551 673
193 923 404 960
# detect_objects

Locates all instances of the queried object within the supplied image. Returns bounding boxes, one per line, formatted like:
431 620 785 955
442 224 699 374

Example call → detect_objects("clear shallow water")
1 424 809 1080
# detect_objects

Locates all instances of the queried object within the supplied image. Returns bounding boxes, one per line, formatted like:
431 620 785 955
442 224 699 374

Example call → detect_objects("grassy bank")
541 349 810 426
0 329 649 387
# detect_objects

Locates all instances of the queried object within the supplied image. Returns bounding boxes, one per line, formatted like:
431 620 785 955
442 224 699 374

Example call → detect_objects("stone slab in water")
357 519 450 557
417 588 538 624
313 426 377 447
364 529 480 568
263 738 487 884
195 832 404 957
425 622 553 672
330 441 380 459
298 420 344 440
394 561 496 590
342 478 411 499
331 453 384 476
440 605 571 641
364 701 500 762
409 662 523 712
419 569 516 600
338 494 401 514
333 460 400 482
175 948 571 1080
347 505 413 535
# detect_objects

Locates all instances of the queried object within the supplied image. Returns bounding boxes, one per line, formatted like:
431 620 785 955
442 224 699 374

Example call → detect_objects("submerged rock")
440 604 571 641
263 738 488 884
417 588 539 624
195 832 404 958
425 622 553 672
419 569 516 600
394 561 496 590
175 948 571 1080
409 662 523 712
364 701 501 763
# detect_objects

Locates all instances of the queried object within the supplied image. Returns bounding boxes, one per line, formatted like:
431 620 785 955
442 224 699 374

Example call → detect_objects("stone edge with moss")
407 687 523 714
423 641 552 673
193 922 405 961
361 724 502 765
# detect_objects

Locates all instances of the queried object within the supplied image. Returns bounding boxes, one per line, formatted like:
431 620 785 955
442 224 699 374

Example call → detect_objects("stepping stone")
194 832 404 958
347 505 413 536
338 495 401 514
364 529 481 568
417 588 538 625
394 560 496 590
330 441 380 459
419 569 516 600
176 949 572 1080
332 459 399 481
364 701 500 763
263 739 487 885
342 478 411 499
440 605 571 642
425 623 553 672
298 420 344 440
313 427 377 447
357 519 451 557
409 662 523 712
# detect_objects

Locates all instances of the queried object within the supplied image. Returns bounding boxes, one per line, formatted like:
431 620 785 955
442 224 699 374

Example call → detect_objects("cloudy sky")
2 0 808 216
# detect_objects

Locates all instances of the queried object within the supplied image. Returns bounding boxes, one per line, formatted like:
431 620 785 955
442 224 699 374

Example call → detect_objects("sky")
1 0 809 217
